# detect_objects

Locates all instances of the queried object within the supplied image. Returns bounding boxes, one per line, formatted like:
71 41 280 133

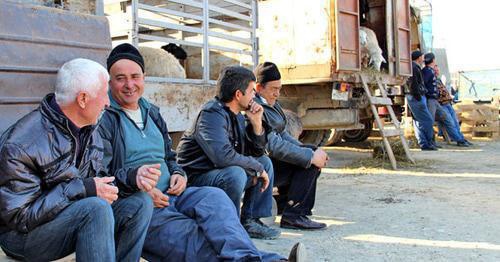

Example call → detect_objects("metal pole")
251 0 258 68
95 0 104 16
202 0 210 83
131 0 139 47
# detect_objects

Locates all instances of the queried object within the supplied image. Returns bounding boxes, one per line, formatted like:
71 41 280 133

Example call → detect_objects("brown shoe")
288 242 307 262
281 215 327 230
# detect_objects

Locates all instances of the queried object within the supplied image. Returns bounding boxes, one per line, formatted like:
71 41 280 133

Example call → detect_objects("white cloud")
432 0 500 72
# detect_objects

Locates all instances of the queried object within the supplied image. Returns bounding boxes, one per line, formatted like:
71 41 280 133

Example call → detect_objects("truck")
257 0 414 145
0 0 422 147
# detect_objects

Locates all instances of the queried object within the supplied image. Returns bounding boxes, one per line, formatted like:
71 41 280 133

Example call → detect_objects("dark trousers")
142 187 284 262
272 159 321 218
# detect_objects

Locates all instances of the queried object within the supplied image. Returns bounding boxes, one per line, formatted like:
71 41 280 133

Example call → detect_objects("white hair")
55 58 109 105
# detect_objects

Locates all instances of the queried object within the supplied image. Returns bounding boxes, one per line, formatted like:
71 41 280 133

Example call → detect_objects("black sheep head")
161 43 187 60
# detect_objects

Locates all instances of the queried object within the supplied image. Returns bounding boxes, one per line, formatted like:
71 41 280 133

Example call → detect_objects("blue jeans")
438 103 464 142
427 98 465 142
142 187 284 262
0 193 153 262
406 95 435 148
188 155 274 219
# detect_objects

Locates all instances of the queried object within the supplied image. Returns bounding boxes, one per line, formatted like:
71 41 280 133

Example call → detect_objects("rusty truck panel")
335 0 361 72
258 0 411 85
394 0 411 76
143 82 217 132
0 1 111 134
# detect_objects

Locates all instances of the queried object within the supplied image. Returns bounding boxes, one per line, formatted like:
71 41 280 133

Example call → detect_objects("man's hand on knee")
94 176 119 204
137 164 162 192
252 170 270 192
148 188 169 208
311 148 329 169
167 174 186 196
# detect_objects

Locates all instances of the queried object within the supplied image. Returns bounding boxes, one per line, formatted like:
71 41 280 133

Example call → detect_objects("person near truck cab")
434 64 472 145
0 58 153 262
423 53 471 147
406 50 436 150
254 62 328 230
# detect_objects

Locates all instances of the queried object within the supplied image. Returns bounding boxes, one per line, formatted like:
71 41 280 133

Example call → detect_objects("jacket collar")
40 93 75 134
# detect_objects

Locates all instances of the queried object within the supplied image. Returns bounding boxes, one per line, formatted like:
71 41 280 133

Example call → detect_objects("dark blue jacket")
422 66 438 99
255 95 314 168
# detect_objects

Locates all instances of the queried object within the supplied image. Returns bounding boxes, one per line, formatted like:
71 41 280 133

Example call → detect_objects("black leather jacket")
0 94 103 233
98 98 186 197
255 95 314 168
176 98 267 178
407 61 427 99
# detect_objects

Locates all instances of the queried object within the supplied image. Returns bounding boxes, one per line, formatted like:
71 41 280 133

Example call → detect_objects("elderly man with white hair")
0 58 154 262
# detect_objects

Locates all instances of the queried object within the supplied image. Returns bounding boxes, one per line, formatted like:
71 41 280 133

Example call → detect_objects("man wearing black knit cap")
100 44 304 261
254 62 327 230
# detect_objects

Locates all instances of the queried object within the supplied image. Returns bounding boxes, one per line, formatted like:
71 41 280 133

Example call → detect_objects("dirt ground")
1 140 499 261
254 139 500 261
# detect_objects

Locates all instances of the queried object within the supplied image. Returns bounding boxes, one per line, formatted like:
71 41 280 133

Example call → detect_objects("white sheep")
359 26 386 71
138 46 186 79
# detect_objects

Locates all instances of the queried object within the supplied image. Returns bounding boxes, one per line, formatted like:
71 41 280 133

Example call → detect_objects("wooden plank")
472 126 499 132
382 129 402 137
370 97 392 105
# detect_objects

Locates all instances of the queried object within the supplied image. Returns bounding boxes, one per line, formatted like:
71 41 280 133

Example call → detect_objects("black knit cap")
106 43 145 72
254 62 281 85
411 50 423 61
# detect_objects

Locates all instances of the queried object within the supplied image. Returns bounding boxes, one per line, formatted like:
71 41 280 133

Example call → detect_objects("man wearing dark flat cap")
406 50 436 150
254 62 327 230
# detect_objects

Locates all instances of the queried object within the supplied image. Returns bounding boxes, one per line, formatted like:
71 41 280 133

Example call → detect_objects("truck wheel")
299 130 330 146
342 120 373 142
325 129 344 146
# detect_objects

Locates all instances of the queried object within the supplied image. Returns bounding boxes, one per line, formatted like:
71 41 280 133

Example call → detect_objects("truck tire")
324 129 344 146
299 130 330 147
342 120 373 142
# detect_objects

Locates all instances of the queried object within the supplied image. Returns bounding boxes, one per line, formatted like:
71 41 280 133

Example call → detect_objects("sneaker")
464 140 474 146
288 242 307 262
242 218 281 239
281 215 327 230
456 141 469 147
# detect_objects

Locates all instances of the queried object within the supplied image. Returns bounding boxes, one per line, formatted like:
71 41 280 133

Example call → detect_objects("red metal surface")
335 0 360 72
394 0 411 76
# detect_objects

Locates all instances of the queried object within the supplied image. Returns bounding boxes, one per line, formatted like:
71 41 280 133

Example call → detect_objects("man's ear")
255 83 264 93
76 91 89 109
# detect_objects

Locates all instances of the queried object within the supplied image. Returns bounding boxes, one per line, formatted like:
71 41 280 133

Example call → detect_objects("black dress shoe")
281 216 326 230
456 141 469 147
421 146 437 151
288 242 307 262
